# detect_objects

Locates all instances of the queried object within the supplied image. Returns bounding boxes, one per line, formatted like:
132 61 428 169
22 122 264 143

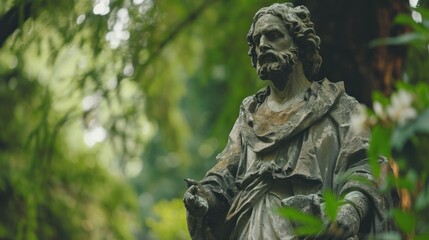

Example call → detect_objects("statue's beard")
256 48 298 80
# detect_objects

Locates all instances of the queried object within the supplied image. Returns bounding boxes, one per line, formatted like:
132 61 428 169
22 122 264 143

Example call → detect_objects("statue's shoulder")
240 87 269 111
325 82 371 138
328 81 362 122
337 92 361 112
241 95 254 107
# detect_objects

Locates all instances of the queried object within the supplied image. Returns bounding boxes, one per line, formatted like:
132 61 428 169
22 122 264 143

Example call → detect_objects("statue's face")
252 14 297 80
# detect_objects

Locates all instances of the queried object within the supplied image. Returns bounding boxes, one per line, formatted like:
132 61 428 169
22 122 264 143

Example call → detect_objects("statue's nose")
259 36 270 52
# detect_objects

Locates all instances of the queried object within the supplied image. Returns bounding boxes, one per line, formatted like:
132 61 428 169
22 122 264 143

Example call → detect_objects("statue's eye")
268 31 282 40
253 35 260 45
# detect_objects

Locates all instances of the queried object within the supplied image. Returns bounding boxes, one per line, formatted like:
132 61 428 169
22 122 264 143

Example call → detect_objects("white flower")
386 89 417 125
373 101 386 119
351 104 368 134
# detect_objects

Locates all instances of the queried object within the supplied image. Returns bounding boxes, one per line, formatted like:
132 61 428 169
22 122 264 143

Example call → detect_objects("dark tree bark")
295 0 410 105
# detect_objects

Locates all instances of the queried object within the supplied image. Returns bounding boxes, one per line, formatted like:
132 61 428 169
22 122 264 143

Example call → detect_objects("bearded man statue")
183 3 397 240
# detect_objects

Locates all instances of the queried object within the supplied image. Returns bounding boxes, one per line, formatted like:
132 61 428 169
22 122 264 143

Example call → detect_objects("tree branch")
139 0 219 71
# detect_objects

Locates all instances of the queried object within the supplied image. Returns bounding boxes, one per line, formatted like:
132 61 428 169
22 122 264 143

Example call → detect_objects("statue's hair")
247 3 322 80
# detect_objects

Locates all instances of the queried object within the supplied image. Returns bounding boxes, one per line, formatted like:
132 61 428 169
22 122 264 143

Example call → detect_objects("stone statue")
184 3 396 239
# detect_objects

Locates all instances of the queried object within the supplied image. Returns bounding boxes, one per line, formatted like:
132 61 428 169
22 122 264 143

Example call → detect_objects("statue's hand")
323 203 360 240
281 194 322 216
183 184 209 218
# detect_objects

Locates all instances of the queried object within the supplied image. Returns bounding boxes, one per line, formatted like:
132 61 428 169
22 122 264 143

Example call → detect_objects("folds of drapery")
186 80 397 239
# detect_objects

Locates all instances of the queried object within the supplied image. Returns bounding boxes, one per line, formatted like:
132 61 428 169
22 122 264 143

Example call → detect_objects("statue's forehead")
254 14 285 32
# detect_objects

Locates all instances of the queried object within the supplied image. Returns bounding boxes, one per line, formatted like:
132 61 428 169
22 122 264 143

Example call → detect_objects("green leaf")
391 108 429 151
412 108 429 133
415 232 429 240
294 225 324 236
322 190 339 222
395 14 417 26
369 126 392 177
395 13 428 33
392 209 416 233
277 207 324 235
415 185 429 211
415 6 429 19
277 207 323 226
372 91 390 106
394 174 417 192
415 84 429 108
369 33 425 48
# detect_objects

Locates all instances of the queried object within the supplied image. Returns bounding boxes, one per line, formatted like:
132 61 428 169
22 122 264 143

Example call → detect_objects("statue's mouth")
257 52 277 65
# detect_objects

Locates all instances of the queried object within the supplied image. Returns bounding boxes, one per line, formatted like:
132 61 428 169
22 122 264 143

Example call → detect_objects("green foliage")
391 108 429 150
392 209 416 233
1 0 285 238
146 199 188 240
368 126 392 177
365 5 429 237
0 75 139 239
1 1 146 238
366 83 429 237
277 207 324 236
277 4 429 240
4 0 429 239
322 190 339 222
370 7 429 48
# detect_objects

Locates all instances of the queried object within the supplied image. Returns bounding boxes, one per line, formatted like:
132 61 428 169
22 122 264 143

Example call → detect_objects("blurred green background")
0 0 427 239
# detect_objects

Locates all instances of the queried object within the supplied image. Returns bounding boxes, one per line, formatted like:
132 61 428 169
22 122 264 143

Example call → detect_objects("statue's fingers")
184 192 196 207
281 196 297 206
326 222 344 239
188 185 198 194
327 221 353 240
282 195 313 207
334 218 355 239
340 225 354 240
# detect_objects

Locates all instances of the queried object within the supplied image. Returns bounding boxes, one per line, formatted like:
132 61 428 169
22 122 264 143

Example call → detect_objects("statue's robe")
187 80 396 240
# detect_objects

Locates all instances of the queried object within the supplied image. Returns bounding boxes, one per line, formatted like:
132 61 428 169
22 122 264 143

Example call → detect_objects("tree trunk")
295 0 410 105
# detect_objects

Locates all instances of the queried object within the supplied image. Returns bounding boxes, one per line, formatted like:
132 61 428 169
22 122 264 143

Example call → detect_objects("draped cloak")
187 80 396 240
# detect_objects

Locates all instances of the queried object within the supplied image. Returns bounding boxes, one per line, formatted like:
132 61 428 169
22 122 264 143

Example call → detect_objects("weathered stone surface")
183 3 395 239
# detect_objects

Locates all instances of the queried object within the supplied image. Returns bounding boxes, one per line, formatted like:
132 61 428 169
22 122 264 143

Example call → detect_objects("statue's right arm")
184 117 243 239
199 118 242 210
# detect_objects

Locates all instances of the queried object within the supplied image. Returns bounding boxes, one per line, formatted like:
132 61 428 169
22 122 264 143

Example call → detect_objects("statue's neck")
267 63 311 107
